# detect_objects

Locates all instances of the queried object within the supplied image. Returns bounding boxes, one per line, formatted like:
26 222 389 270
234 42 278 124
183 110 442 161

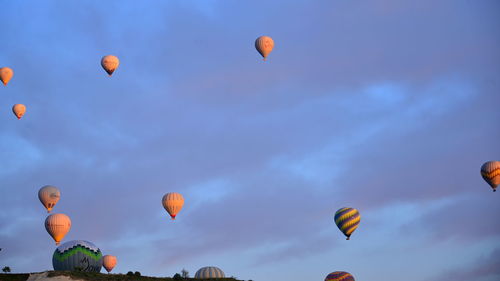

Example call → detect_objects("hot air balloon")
334 207 360 240
481 161 500 192
0 67 13 86
53 240 103 272
38 185 61 213
45 213 71 245
162 192 184 220
325 271 355 281
12 104 26 119
101 55 119 76
255 36 274 61
195 266 225 279
102 255 117 273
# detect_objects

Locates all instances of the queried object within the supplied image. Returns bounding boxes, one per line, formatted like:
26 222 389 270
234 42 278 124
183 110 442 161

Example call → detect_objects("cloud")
426 247 500 281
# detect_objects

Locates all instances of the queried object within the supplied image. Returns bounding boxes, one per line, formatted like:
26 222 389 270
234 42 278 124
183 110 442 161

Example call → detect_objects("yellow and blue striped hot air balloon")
481 161 500 192
325 271 355 281
334 207 360 240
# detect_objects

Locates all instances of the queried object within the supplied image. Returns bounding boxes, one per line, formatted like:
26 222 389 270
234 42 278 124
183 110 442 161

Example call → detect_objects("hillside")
0 272 245 281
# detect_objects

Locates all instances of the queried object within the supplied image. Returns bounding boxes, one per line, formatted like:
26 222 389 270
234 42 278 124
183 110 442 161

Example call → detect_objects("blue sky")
0 1 499 280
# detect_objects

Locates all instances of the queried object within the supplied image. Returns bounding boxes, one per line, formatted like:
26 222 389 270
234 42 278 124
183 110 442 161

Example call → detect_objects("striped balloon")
481 161 500 192
325 271 355 281
194 266 225 279
162 192 184 220
334 207 360 240
45 213 71 245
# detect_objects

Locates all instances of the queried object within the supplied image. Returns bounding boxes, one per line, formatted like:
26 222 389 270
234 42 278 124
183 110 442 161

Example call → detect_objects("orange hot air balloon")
255 36 274 61
102 255 117 273
45 213 71 245
38 185 61 213
162 192 184 220
101 55 119 76
12 104 26 119
0 67 13 86
481 161 500 192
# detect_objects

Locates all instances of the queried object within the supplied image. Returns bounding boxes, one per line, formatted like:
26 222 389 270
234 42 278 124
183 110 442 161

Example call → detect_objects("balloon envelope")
12 104 26 119
53 240 102 272
0 67 13 85
102 255 117 273
38 185 61 213
195 266 225 279
334 207 360 240
101 55 119 76
255 36 274 60
481 161 500 192
45 213 71 245
162 192 184 220
325 271 355 281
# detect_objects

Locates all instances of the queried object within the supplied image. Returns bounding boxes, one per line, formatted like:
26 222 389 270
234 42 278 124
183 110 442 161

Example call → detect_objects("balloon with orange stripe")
481 161 500 192
334 207 360 240
325 271 355 281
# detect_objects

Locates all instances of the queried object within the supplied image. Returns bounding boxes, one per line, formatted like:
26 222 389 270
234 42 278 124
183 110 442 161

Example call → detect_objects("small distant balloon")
255 36 274 61
38 185 61 213
195 266 225 279
334 207 360 240
0 67 13 86
481 161 500 192
162 192 184 220
102 255 117 273
45 213 71 245
12 104 26 119
101 55 119 76
325 271 355 281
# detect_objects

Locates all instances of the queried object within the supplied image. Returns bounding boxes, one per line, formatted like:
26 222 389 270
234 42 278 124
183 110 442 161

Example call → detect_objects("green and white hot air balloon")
52 240 102 272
